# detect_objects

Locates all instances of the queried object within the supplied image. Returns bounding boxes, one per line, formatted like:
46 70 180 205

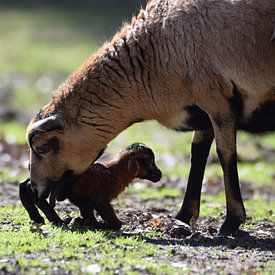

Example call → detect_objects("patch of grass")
0 205 184 274
245 199 275 222
128 186 181 201
200 194 275 222
0 169 28 182
238 162 275 186
0 121 26 144
0 8 127 75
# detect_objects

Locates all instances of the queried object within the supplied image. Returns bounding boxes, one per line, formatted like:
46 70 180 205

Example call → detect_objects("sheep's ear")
27 115 64 147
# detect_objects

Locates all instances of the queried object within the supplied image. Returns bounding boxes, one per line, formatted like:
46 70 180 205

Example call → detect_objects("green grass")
0 121 26 144
0 8 127 75
1 6 274 275
0 191 274 274
0 205 183 274
200 194 275 222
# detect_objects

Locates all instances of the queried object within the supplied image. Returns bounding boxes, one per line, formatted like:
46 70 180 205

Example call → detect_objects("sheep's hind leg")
208 103 245 234
176 129 213 226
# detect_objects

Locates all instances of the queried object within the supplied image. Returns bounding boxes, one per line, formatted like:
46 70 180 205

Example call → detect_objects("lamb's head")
121 143 162 183
27 112 106 199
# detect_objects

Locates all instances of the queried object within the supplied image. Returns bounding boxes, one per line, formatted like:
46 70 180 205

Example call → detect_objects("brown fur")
49 144 162 229
27 0 275 234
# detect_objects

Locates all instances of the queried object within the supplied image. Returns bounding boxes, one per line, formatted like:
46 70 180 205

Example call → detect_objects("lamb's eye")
36 143 51 155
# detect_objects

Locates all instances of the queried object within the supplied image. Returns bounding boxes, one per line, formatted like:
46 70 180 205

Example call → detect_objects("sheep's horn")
27 115 64 146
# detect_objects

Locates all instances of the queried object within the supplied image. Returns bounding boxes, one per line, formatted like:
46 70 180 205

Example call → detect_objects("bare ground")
1 179 274 274
0 138 275 274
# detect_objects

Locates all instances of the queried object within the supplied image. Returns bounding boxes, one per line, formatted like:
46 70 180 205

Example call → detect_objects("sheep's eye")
36 143 51 155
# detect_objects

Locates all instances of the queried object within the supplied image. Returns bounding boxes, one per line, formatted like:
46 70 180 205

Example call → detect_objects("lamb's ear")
27 115 64 147
127 159 139 173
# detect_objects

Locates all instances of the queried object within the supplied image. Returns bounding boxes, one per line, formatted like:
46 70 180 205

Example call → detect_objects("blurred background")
0 0 274 213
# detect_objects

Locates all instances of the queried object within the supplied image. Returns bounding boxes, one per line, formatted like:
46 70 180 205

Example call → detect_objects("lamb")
26 0 275 235
49 143 162 229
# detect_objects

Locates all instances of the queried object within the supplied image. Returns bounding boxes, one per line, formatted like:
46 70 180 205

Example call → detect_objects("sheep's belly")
240 100 275 133
172 102 275 133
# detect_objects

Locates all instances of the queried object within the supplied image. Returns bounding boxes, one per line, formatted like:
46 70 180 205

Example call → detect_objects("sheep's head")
122 143 162 183
27 112 106 199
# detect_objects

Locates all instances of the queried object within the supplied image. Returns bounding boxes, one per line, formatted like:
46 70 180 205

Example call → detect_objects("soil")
1 179 274 274
0 139 274 274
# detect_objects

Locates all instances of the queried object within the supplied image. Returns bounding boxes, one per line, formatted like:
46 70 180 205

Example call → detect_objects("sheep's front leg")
19 178 45 224
27 183 64 226
176 129 214 225
210 114 246 235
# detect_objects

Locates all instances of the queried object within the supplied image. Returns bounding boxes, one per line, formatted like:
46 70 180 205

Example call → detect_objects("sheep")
19 178 64 225
26 0 275 235
48 143 162 229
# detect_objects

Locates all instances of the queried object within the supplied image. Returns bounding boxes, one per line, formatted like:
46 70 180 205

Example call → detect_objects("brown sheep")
26 0 275 235
49 143 162 229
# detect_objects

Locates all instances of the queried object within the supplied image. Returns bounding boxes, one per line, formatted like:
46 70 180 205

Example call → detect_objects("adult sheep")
27 0 275 235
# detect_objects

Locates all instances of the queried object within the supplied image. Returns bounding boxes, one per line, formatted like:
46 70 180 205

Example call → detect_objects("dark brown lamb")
49 143 162 229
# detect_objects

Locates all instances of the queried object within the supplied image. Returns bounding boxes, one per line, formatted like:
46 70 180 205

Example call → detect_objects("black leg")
210 113 246 235
19 178 45 224
94 202 122 230
176 129 214 225
27 183 64 226
79 206 99 226
217 149 246 235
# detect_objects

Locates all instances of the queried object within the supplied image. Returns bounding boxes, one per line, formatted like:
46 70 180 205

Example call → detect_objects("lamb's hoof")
110 222 122 230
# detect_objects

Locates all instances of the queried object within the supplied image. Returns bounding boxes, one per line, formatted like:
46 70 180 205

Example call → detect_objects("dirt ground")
0 138 274 274
1 179 274 274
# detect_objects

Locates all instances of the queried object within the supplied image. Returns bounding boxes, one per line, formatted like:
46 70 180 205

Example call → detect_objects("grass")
0 206 182 274
0 192 273 274
0 121 26 144
0 6 274 274
0 7 132 75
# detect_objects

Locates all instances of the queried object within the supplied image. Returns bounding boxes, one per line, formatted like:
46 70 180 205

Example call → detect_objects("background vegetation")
0 1 274 274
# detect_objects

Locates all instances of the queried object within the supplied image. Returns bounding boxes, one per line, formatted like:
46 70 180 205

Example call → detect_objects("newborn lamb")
50 143 162 229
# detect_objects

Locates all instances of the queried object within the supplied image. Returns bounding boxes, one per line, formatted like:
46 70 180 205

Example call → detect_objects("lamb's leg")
94 202 122 230
19 178 45 224
79 207 99 226
26 183 64 226
176 129 214 225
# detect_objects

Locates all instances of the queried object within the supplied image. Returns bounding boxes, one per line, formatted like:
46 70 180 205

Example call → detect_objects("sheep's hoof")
175 211 196 227
30 214 45 224
62 215 73 224
218 216 243 236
